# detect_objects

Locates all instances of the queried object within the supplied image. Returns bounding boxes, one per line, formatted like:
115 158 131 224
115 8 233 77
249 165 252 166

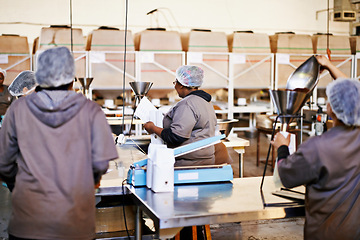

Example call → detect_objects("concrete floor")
0 129 305 240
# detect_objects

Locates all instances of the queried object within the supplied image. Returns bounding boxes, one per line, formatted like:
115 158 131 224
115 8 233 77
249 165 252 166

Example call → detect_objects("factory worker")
144 65 217 166
8 70 37 97
0 68 15 116
0 47 118 240
271 78 360 240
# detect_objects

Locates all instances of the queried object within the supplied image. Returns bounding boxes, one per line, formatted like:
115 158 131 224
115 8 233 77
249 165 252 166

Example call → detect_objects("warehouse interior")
1 0 360 239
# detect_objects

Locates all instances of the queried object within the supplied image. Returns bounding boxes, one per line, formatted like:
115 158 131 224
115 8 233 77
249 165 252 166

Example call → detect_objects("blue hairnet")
175 65 204 88
9 70 36 96
326 78 360 126
35 47 75 88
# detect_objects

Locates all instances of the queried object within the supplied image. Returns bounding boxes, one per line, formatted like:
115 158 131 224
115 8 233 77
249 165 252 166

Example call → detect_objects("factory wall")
0 0 351 48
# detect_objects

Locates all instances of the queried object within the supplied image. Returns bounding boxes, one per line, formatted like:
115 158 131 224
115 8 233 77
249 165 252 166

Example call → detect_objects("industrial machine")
127 134 234 187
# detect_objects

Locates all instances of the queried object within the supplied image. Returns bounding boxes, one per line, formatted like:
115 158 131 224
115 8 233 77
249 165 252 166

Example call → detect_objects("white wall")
0 0 351 47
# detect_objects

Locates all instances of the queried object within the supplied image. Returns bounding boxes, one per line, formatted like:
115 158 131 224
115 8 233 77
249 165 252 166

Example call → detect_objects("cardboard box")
134 30 183 89
86 28 135 51
312 34 351 55
0 35 30 84
312 34 352 87
228 32 271 53
87 28 136 88
269 33 313 54
0 34 29 54
38 26 85 51
182 30 229 52
227 32 272 88
134 30 182 51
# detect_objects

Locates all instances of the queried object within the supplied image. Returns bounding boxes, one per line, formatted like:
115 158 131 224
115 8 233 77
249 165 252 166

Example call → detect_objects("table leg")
135 206 142 240
233 147 245 178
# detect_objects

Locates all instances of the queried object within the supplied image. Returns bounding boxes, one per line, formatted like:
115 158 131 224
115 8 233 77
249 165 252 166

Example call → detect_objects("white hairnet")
0 68 6 79
175 65 204 88
35 47 75 88
9 70 36 96
326 78 360 126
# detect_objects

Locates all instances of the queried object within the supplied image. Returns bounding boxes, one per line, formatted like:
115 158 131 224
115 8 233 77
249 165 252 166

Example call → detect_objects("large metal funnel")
269 89 309 124
78 78 94 90
286 55 320 92
129 82 153 97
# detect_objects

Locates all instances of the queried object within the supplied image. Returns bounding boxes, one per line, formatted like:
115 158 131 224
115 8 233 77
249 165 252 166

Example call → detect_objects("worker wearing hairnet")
0 68 15 116
0 47 118 239
8 70 37 97
144 65 217 166
271 77 360 238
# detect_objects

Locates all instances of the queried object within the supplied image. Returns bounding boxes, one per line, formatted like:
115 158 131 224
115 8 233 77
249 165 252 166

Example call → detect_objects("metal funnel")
78 78 94 90
269 89 309 124
286 55 320 92
129 82 153 97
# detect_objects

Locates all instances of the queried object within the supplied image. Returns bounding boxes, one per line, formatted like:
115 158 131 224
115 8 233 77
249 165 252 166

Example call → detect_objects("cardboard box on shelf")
134 29 183 89
87 27 136 88
182 30 229 52
312 34 351 55
0 34 30 84
134 29 182 51
86 27 135 51
269 33 313 54
0 34 29 54
228 32 271 53
38 26 86 51
312 34 352 87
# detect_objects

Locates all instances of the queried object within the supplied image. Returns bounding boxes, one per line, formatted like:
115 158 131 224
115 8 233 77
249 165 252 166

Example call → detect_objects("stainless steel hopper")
286 55 320 92
269 89 309 127
129 81 153 99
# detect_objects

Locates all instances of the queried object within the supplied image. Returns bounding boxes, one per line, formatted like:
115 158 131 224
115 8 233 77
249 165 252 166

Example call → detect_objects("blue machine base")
127 164 233 187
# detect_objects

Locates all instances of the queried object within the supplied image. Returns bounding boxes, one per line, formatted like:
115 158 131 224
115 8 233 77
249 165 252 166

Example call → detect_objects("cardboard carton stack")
312 34 352 87
182 30 229 89
269 33 314 89
228 32 272 89
36 26 86 79
133 29 183 97
86 27 135 89
0 34 31 85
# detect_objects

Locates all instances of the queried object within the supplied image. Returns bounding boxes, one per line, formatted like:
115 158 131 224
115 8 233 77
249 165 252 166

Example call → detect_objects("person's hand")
271 132 291 150
316 55 331 70
144 121 156 134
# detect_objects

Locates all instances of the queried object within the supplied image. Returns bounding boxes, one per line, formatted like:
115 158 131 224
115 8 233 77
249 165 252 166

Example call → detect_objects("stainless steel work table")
127 176 305 239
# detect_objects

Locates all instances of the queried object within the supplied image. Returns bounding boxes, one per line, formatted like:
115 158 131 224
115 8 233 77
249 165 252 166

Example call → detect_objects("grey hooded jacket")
0 90 118 239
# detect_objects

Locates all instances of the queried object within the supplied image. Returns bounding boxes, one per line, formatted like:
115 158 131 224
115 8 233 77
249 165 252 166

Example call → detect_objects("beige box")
87 28 136 88
134 29 182 51
87 28 135 51
228 32 272 88
134 30 183 89
38 26 85 51
0 35 30 85
312 34 351 55
183 30 229 89
36 27 86 79
228 32 271 53
270 33 313 54
0 34 29 54
312 34 352 87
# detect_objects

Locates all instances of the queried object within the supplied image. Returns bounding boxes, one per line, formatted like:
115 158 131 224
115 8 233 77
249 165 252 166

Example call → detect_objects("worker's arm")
316 55 347 79
144 121 188 145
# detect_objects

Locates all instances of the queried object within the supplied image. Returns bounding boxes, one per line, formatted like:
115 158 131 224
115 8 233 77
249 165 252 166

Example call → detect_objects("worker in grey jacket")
144 65 217 166
271 78 360 240
0 47 118 240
